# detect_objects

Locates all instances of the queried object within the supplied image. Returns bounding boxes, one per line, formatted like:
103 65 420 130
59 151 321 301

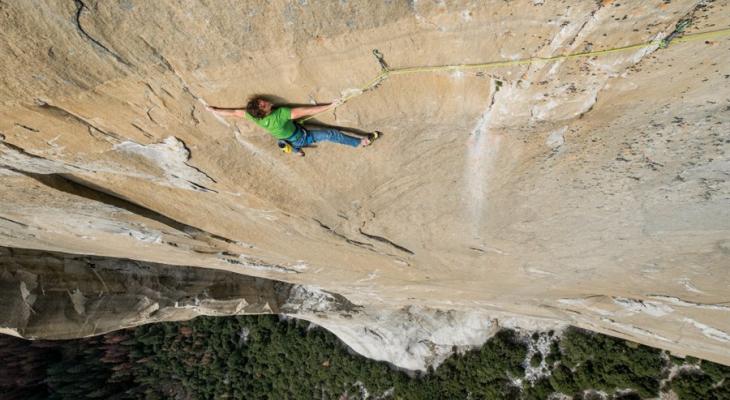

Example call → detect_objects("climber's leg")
307 128 362 147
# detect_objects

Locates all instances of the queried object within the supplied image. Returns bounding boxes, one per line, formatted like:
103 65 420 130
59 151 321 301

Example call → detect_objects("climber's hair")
246 97 269 118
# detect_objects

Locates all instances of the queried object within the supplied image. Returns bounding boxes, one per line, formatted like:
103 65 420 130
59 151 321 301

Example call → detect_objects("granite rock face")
1 0 729 367
0 246 302 339
0 246 523 372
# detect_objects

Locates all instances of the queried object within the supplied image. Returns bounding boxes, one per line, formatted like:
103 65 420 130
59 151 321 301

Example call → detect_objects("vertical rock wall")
1 1 729 365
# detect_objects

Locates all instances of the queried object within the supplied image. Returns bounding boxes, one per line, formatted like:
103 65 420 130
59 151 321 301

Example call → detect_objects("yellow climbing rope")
301 27 730 122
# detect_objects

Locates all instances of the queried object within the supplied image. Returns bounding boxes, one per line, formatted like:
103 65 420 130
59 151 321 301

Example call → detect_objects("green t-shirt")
245 107 296 139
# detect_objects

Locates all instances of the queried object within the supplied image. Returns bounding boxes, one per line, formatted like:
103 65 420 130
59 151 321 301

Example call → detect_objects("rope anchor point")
372 49 390 72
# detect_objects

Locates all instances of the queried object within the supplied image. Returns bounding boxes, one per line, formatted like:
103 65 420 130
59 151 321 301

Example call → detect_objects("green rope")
300 26 730 122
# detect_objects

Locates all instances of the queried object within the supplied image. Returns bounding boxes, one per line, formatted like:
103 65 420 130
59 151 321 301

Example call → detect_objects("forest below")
1 315 728 399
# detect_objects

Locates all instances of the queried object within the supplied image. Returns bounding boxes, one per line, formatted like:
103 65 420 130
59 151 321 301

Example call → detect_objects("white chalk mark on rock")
546 127 566 150
465 79 501 237
113 136 215 191
613 297 674 317
678 278 704 294
683 318 730 343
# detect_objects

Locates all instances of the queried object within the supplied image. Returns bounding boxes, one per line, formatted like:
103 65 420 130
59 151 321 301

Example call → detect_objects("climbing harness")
300 26 730 122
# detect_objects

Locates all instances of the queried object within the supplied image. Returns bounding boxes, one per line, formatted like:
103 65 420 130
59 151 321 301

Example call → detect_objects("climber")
207 97 378 157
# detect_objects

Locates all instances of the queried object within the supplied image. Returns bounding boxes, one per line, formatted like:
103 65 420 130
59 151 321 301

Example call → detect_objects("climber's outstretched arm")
290 104 334 120
207 106 245 117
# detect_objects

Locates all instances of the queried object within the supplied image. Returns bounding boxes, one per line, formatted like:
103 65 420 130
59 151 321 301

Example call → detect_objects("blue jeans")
287 126 360 152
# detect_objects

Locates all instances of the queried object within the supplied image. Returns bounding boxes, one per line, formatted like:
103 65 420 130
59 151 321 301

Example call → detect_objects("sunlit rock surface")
1 0 729 367
2 246 544 372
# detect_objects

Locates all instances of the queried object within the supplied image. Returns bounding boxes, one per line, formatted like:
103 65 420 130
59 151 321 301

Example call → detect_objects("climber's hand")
296 150 305 157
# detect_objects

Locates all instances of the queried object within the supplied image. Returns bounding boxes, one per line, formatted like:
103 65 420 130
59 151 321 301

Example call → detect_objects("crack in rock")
0 216 29 228
313 218 374 249
130 122 154 139
0 141 85 175
176 138 217 183
648 295 730 311
35 99 122 143
15 172 235 254
73 0 132 67
358 228 414 255
139 37 204 105
14 123 39 132
113 136 217 192
221 255 301 275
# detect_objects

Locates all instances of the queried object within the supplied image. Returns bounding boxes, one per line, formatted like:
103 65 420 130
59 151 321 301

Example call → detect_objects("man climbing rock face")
208 97 377 157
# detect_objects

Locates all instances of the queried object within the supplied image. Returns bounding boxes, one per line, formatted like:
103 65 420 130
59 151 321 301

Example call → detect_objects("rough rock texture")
0 246 302 339
1 0 729 367
1 246 521 372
